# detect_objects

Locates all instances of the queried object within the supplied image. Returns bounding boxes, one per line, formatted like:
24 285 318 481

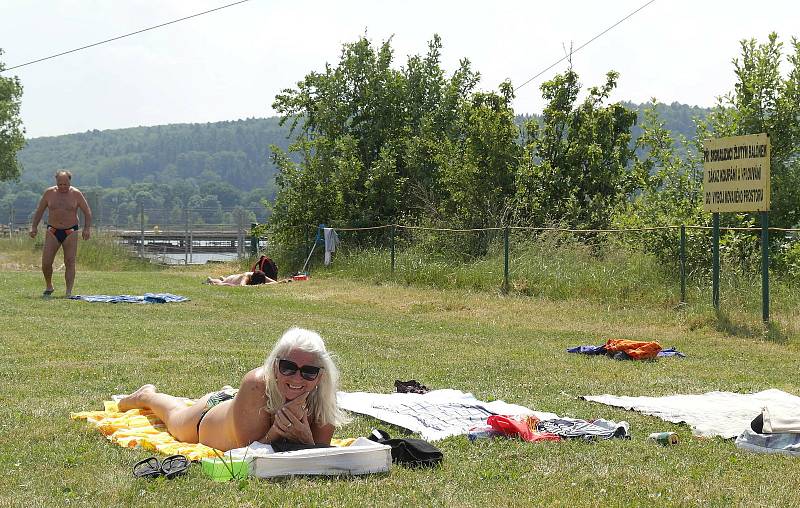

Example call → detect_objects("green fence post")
139 202 145 258
390 224 396 273
761 211 769 323
503 226 510 294
250 223 258 257
712 213 720 310
680 224 686 305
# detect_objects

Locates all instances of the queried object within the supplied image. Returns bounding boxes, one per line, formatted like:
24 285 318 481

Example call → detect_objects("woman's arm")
310 422 335 445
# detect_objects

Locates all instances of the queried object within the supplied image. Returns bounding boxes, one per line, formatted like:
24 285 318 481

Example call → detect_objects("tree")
514 69 637 229
705 33 800 228
612 99 710 270
269 35 484 247
433 82 521 229
0 49 26 181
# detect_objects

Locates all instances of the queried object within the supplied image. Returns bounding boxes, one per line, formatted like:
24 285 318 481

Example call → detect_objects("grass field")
2 237 800 507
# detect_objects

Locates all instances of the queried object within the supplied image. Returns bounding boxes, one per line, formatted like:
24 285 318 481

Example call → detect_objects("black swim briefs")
47 224 79 243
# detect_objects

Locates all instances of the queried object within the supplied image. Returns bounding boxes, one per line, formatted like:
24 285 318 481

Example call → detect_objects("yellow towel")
71 400 220 461
71 400 355 460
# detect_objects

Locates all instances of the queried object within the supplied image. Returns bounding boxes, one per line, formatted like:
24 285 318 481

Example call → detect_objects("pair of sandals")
133 454 190 479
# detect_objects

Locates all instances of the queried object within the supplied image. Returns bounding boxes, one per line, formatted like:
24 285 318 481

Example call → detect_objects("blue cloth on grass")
566 345 607 355
656 347 686 358
69 293 189 304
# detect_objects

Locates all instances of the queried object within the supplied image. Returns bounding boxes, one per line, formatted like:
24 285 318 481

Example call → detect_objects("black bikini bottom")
196 389 238 434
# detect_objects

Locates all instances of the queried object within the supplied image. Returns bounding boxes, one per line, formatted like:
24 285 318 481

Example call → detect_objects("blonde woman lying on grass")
205 269 276 286
118 328 348 451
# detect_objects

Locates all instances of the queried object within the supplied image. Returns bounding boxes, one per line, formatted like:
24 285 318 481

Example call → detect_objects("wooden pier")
114 229 258 255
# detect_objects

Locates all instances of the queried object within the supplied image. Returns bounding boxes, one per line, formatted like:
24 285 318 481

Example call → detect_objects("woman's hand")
281 391 309 420
259 391 313 444
273 397 314 444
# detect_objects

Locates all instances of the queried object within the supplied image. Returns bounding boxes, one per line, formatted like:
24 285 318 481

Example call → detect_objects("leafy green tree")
433 83 521 229
514 69 637 229
188 194 223 225
0 49 26 181
705 33 800 228
612 99 709 270
269 35 484 247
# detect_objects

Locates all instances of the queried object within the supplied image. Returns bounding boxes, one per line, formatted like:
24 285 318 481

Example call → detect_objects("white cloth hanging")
323 228 339 265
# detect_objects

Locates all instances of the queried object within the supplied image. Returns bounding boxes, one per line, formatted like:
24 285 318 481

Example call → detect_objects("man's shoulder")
69 186 85 196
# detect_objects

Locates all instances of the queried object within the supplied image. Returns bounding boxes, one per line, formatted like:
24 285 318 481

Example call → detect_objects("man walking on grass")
29 170 92 297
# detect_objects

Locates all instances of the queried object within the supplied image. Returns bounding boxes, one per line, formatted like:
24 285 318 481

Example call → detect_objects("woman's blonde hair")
262 328 349 427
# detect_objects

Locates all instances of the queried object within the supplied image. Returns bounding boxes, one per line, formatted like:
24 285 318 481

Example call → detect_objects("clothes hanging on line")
324 228 340 265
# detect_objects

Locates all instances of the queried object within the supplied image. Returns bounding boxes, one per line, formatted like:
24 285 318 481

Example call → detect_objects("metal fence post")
189 209 193 264
139 203 145 257
236 211 242 258
503 226 510 294
305 226 310 267
761 211 769 323
184 208 189 266
250 223 258 257
680 224 686 304
390 224 396 273
712 213 720 310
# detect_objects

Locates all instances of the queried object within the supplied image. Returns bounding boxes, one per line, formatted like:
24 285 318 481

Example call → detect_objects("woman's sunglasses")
277 359 322 381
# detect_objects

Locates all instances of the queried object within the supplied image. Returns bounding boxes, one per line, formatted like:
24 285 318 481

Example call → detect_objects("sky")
1 0 798 139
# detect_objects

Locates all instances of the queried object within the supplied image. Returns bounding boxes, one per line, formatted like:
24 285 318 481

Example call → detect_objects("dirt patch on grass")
0 252 40 271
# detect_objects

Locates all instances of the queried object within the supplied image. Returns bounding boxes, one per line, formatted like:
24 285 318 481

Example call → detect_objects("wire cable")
514 0 658 92
2 0 252 72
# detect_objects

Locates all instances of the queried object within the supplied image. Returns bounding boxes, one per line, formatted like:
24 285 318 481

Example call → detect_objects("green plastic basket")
200 457 250 481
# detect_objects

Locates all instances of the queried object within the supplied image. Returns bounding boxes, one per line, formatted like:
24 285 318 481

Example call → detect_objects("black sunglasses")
277 359 322 381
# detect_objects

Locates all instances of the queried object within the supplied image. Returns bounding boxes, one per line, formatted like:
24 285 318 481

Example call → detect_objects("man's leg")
118 385 208 443
41 233 60 293
62 233 79 297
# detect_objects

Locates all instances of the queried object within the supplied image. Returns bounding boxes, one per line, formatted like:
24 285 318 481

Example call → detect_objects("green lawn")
2 257 800 506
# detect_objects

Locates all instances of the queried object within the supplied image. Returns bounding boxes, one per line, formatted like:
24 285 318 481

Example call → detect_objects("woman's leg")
118 385 209 443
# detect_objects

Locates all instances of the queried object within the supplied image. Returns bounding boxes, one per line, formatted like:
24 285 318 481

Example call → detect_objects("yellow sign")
702 133 770 212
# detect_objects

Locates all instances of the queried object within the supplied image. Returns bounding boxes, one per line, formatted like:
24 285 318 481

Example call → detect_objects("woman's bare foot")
118 384 156 411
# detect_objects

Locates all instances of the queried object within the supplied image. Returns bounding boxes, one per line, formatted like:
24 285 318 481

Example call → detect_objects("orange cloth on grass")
604 339 662 360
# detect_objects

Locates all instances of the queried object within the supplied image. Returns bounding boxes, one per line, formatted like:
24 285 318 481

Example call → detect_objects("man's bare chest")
48 193 78 212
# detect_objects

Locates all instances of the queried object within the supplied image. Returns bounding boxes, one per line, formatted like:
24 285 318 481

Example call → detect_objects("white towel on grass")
582 389 800 438
337 389 558 441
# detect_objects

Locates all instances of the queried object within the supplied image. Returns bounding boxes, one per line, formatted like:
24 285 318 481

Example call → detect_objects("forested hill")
623 101 711 146
17 101 709 185
2 102 710 227
17 117 289 189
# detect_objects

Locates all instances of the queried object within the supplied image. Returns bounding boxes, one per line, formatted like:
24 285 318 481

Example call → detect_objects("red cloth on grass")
487 415 561 442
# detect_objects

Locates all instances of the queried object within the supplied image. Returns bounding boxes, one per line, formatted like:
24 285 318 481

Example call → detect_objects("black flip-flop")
133 455 190 479
133 457 162 479
160 455 190 479
42 289 54 297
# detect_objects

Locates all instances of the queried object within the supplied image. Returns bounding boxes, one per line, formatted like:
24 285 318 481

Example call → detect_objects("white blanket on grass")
337 389 558 441
582 389 800 438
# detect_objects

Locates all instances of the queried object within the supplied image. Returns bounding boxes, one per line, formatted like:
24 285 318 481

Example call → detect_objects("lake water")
143 252 241 265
